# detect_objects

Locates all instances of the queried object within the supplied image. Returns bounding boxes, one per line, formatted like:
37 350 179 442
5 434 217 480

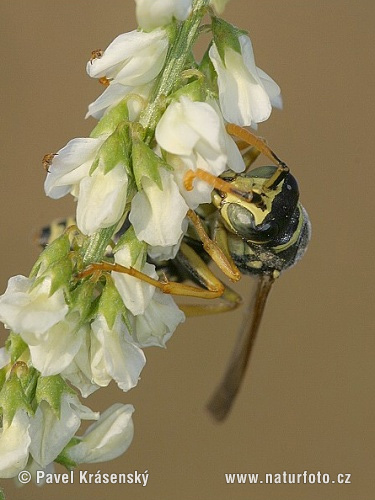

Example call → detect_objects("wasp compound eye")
226 203 280 243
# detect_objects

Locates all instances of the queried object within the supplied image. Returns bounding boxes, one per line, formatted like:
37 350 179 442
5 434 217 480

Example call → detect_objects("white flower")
210 0 230 14
147 218 188 261
135 0 192 31
0 275 68 337
0 409 31 478
112 246 157 316
156 96 244 208
61 328 100 398
112 246 185 345
87 29 168 87
86 82 152 120
76 163 128 236
23 314 87 377
65 404 134 464
90 314 146 392
129 167 188 247
29 393 99 467
131 289 185 347
209 34 282 126
44 136 106 199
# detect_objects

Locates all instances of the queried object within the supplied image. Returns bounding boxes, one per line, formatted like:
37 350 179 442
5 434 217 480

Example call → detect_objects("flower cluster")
0 0 281 481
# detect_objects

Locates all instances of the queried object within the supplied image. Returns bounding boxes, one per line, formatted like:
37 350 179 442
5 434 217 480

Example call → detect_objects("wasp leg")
226 123 290 190
184 169 254 203
187 209 240 282
243 146 262 172
78 258 224 299
175 241 242 316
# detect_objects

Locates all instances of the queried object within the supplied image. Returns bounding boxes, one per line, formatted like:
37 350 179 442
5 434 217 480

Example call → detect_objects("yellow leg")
174 241 242 316
78 254 224 300
187 210 240 282
180 285 242 317
184 168 254 203
226 123 290 190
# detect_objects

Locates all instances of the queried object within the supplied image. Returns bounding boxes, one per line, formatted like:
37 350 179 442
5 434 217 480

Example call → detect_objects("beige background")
1 1 374 499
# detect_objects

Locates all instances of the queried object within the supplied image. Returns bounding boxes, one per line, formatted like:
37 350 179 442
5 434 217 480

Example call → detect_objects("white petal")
133 290 185 347
113 247 157 315
87 29 168 84
209 36 276 126
44 137 104 199
91 315 146 392
156 97 223 158
29 394 97 467
66 404 134 464
257 67 283 108
147 218 188 261
26 316 85 376
136 0 192 30
86 82 132 120
114 37 168 86
0 410 31 478
76 164 128 236
0 276 68 337
129 168 188 247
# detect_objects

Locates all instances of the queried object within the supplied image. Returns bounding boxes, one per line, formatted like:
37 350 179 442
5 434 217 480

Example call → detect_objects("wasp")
38 124 311 422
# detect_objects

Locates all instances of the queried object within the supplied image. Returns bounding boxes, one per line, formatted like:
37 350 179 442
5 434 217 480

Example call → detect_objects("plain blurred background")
0 1 374 499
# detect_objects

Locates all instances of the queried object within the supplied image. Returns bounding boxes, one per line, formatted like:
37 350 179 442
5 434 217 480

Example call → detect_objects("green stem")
82 225 117 265
140 0 210 143
82 0 210 265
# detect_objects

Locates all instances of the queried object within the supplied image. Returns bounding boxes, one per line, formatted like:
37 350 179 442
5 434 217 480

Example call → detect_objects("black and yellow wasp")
39 124 310 421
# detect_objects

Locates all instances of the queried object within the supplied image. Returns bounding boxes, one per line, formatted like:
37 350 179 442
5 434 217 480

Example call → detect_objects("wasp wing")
207 273 275 422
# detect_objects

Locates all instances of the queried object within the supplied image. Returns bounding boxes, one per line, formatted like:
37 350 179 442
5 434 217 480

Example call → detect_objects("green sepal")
6 333 28 364
35 375 75 419
48 257 74 296
211 17 247 65
70 280 97 324
0 368 6 393
29 234 71 279
98 278 129 330
132 139 172 191
30 256 72 302
170 78 205 103
90 99 130 138
199 46 218 89
55 437 80 469
91 122 132 176
113 225 147 267
0 374 33 427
